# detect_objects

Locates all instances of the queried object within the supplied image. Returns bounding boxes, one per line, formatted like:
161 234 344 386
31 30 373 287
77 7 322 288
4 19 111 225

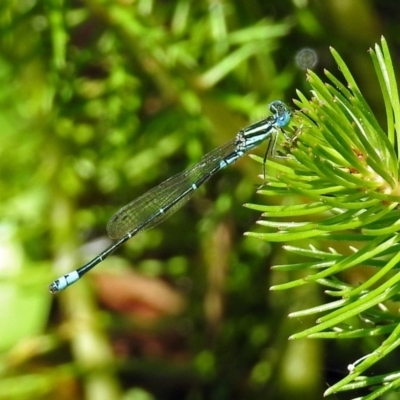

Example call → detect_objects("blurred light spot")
295 48 318 70
31 15 47 31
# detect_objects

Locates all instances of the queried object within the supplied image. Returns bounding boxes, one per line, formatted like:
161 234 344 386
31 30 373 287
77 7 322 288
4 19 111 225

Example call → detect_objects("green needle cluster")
246 37 400 398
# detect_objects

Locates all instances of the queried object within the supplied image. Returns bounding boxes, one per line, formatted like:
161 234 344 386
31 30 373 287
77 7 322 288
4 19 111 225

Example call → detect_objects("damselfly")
49 100 291 293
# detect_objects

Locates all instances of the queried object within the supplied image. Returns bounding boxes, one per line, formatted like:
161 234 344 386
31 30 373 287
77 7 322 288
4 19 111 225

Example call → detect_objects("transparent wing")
107 138 238 239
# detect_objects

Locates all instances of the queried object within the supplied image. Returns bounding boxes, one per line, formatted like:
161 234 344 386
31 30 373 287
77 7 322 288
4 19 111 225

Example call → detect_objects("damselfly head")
269 100 291 128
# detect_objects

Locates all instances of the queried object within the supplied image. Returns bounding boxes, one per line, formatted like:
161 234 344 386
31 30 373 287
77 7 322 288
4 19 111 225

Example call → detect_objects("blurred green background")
0 1 399 399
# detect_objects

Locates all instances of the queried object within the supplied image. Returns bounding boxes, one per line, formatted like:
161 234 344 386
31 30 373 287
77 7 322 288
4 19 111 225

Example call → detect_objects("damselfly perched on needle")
49 100 291 293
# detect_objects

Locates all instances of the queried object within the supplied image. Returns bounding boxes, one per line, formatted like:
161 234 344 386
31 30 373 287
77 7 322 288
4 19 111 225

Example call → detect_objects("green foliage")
0 1 300 400
3 0 400 398
246 37 400 398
